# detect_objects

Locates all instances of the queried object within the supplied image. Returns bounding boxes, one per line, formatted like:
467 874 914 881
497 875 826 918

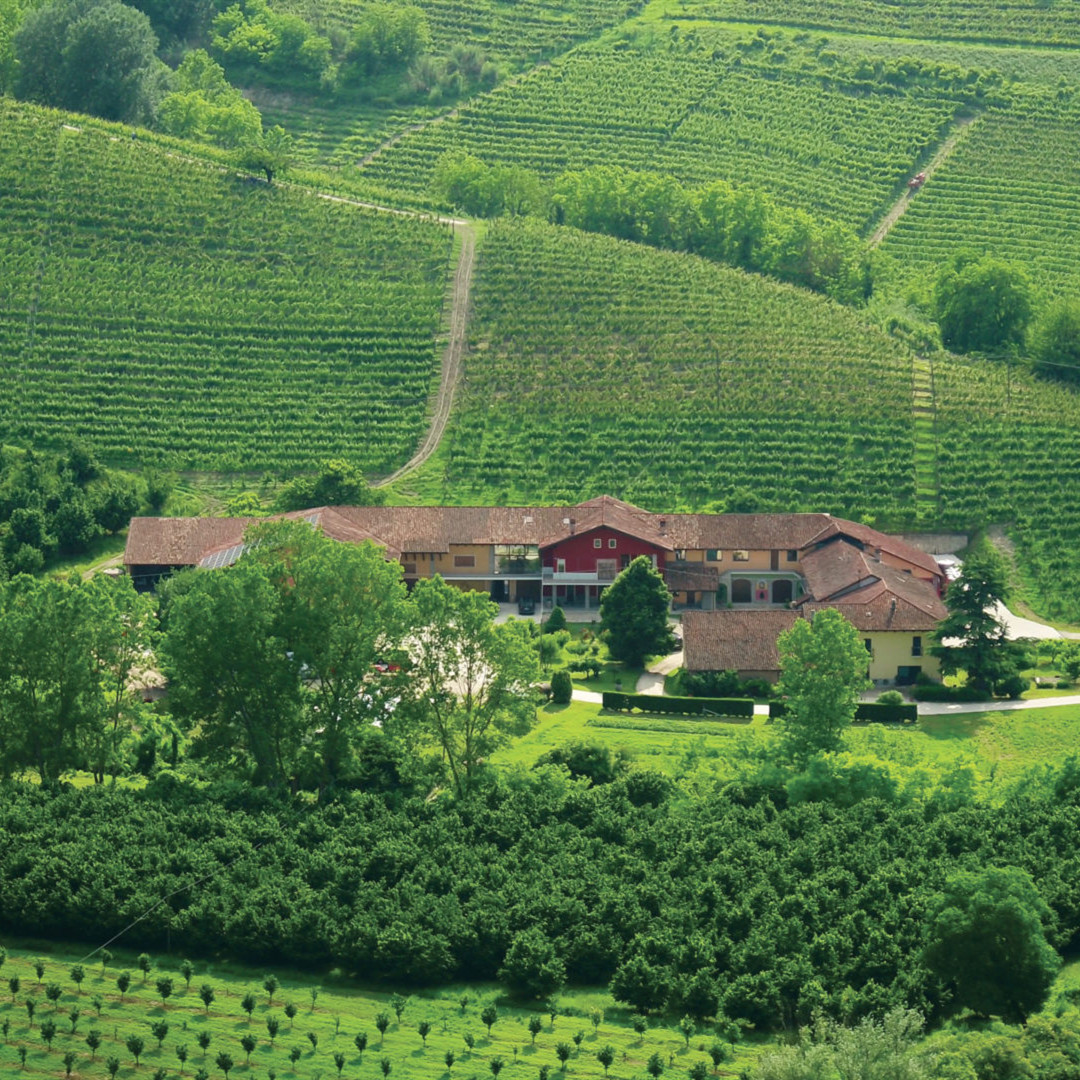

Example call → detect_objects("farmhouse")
124 495 946 684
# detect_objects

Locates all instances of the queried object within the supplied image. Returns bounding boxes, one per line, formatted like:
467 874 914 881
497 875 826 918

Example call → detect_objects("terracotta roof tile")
683 609 803 673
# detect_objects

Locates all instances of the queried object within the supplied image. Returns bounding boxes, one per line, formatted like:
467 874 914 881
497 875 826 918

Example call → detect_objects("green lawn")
497 701 1080 783
0 944 765 1080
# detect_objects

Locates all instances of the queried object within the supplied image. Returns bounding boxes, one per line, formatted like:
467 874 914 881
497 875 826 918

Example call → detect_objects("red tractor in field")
907 172 927 191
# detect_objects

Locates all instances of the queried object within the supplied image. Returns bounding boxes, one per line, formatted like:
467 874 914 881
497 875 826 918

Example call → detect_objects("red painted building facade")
540 526 670 609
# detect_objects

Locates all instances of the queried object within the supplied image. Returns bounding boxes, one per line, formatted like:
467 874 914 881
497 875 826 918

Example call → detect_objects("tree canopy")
1031 296 1080 385
930 542 1028 695
599 556 673 667
931 251 1033 354
15 0 166 123
396 577 540 796
923 866 1059 1023
775 608 870 763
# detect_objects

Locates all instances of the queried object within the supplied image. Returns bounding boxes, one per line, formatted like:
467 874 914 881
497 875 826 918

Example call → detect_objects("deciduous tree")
599 556 674 667
399 578 539 795
776 608 870 763
924 866 1059 1023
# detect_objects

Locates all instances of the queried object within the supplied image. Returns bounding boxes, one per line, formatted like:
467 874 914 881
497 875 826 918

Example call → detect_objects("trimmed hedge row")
602 692 755 718
911 683 988 702
769 701 918 724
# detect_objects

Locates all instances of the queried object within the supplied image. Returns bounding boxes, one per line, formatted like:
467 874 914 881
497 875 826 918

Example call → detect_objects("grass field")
496 700 1080 783
0 944 763 1080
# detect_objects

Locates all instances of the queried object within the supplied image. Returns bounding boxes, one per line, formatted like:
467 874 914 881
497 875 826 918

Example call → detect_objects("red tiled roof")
798 537 946 619
802 592 944 631
682 609 803 673
123 496 943 580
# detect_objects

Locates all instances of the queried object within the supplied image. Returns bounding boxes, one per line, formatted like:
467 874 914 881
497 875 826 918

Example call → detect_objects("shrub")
550 671 573 705
544 606 567 633
995 674 1029 700
911 683 988 702
876 690 905 705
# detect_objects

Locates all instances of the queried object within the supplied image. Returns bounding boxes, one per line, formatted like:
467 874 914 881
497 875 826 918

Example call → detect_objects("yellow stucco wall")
865 631 939 682
433 544 493 576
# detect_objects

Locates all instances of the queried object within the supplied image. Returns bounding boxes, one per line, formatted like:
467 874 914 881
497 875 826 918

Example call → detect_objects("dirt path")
375 223 477 488
357 109 461 169
50 120 476 488
869 114 978 248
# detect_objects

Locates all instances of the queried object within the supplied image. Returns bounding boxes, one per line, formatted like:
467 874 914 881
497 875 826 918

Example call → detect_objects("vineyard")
877 96 1080 297
359 33 964 231
275 0 646 65
402 218 919 518
673 0 1080 47
0 99 453 472
930 353 1080 622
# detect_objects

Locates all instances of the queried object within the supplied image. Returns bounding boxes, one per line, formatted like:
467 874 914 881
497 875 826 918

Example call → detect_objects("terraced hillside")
878 96 1080 297
277 0 646 64
0 99 453 472
405 218 920 517
678 0 1080 47
360 33 963 230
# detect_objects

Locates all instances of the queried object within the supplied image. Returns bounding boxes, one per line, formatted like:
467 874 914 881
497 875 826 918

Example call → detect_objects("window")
453 554 475 568
864 638 873 654
608 538 617 549
787 549 798 562
593 538 602 549
912 636 922 657
556 559 566 573
597 559 616 581
706 548 721 562
620 554 631 569
733 550 750 562
403 562 417 576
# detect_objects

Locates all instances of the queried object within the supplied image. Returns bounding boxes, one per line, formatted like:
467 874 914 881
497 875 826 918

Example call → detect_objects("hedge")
911 683 988 703
769 701 918 723
602 692 754 718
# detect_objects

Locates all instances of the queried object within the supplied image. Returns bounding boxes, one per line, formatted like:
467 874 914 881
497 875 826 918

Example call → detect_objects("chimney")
658 519 667 533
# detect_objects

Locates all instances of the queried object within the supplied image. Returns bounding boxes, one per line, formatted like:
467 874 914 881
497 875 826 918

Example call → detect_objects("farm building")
124 495 946 684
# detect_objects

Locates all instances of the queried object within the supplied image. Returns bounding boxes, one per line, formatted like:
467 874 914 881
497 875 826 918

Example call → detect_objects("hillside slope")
0 99 453 472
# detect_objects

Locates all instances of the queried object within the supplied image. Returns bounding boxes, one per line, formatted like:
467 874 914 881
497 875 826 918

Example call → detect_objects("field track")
869 113 978 247
375 223 477 487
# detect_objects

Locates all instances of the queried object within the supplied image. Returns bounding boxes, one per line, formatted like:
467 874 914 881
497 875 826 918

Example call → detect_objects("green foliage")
0 573 155 782
235 123 294 183
924 866 1060 1022
603 692 754 718
420 218 917 517
1032 297 1080 385
161 520 409 792
366 31 959 234
543 606 567 634
346 3 431 76
211 0 330 84
274 459 386 511
931 543 1029 694
776 608 871 764
753 1007 931 1080
398 577 541 796
552 167 871 303
158 49 263 149
0 98 452 473
15 0 166 123
931 251 1033 353
498 928 567 1000
550 669 573 705
434 151 542 218
600 556 673 667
